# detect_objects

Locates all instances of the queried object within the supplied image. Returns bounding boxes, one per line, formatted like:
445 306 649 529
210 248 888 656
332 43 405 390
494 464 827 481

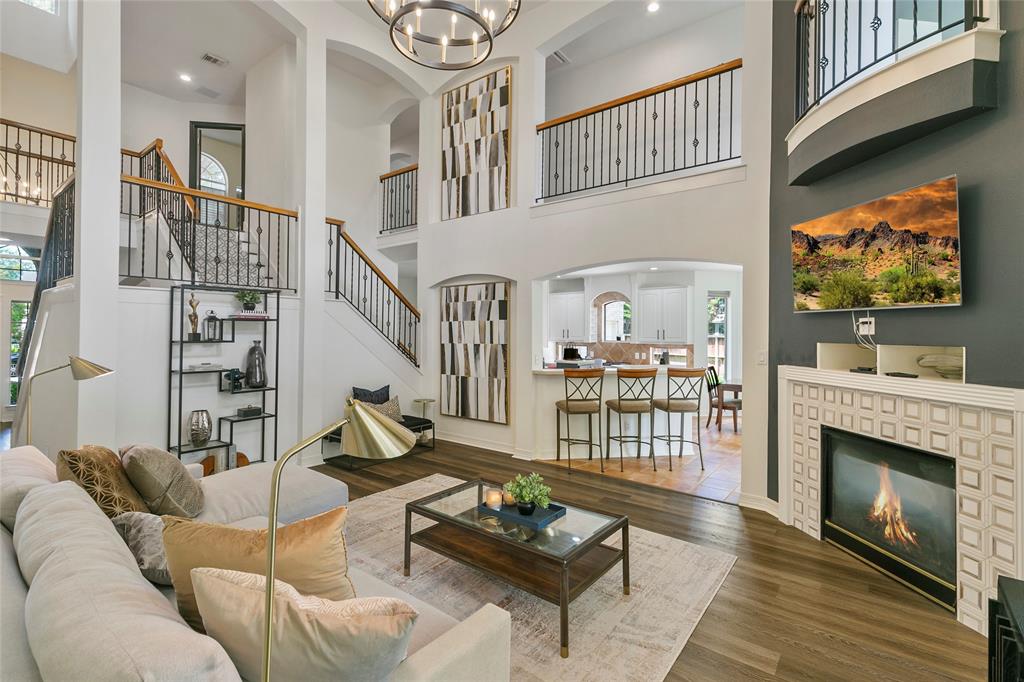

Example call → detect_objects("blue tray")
478 503 567 530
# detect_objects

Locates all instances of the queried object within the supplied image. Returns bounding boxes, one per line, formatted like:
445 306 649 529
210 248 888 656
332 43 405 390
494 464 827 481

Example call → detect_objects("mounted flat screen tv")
792 176 961 312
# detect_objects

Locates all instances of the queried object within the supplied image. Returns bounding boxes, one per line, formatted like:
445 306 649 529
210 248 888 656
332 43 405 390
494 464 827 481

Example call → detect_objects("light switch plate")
634 352 640 360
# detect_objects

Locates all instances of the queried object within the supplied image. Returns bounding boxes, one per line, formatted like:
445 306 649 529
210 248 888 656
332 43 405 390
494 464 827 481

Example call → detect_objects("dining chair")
705 366 741 431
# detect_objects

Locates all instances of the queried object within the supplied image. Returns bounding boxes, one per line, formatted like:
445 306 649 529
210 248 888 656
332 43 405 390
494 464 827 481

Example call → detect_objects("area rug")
344 474 736 682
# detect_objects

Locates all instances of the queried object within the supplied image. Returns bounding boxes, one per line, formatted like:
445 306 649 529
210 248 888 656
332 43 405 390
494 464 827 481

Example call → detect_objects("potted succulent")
503 473 551 516
235 290 262 312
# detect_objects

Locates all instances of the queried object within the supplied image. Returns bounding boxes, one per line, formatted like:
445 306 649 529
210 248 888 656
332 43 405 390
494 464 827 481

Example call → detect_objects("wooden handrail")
379 163 418 182
121 138 196 213
122 175 298 218
329 218 420 319
0 118 76 142
121 137 164 158
536 58 743 132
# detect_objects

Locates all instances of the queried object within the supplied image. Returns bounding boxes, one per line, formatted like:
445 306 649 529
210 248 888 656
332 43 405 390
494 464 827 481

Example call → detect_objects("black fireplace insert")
822 426 956 611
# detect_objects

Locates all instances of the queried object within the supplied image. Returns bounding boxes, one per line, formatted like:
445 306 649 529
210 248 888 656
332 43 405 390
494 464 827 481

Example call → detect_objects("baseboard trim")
512 448 535 461
739 492 779 518
435 432 516 456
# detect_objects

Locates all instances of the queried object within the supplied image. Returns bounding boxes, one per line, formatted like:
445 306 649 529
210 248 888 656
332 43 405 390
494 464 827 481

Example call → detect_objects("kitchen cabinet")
638 287 687 343
549 292 587 340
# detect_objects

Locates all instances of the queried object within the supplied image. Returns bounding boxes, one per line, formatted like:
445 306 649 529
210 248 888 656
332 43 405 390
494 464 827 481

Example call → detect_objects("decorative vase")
517 501 537 516
243 301 257 312
245 340 267 388
188 410 212 447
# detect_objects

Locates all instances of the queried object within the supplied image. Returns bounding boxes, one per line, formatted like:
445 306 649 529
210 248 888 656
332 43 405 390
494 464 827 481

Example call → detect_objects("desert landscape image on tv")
791 176 961 311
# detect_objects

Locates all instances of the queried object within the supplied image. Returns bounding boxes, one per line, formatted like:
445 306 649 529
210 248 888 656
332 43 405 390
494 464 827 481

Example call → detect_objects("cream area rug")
344 474 736 682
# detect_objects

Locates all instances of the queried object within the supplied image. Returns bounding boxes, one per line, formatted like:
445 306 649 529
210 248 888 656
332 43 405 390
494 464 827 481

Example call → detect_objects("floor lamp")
261 398 416 682
25 355 114 445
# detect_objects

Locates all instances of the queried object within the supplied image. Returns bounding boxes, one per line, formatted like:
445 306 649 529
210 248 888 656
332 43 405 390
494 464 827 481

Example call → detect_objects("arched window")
198 153 228 225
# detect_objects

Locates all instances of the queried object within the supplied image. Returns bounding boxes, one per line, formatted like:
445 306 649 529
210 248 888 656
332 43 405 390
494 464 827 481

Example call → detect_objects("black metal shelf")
169 439 231 456
168 284 280 467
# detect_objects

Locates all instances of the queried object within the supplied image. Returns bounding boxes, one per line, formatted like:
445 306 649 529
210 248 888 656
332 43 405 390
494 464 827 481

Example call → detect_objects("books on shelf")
228 311 271 320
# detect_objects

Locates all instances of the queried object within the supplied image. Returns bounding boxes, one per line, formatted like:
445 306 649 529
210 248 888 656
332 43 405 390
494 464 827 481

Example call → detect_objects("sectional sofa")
1 445 511 681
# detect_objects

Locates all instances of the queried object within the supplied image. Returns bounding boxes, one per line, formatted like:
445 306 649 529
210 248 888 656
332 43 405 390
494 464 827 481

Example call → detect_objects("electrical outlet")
857 316 876 335
634 352 640 360
757 351 767 366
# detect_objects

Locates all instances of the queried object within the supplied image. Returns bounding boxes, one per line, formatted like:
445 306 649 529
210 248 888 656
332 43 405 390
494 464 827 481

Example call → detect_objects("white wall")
1 281 35 419
122 83 244 180
692 269 743 381
245 44 295 210
545 5 745 120
0 0 76 74
0 53 76 134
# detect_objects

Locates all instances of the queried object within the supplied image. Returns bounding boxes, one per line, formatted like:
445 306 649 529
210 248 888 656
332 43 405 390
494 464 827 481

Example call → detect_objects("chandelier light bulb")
647 1 659 12
405 23 413 50
415 7 422 31
441 34 448 63
472 30 479 58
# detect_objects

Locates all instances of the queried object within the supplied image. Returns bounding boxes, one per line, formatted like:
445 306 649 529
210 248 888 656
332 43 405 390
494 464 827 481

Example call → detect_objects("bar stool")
652 367 706 472
556 368 605 474
605 367 657 472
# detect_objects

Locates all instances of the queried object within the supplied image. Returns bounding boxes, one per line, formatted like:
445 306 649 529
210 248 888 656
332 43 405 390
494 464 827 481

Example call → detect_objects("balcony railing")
1 118 76 207
325 218 420 365
119 176 296 291
535 59 742 202
794 0 979 121
379 164 418 234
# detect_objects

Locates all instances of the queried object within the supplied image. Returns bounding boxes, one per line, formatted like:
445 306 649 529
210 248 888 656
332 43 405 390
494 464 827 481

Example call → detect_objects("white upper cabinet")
549 292 587 341
638 287 688 343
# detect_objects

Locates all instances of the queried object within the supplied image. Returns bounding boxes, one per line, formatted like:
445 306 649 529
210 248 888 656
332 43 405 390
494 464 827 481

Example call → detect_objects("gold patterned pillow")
57 445 148 518
366 396 403 423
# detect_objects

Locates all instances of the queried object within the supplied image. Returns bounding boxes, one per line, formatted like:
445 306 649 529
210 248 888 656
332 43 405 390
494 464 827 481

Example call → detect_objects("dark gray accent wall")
767 0 1024 501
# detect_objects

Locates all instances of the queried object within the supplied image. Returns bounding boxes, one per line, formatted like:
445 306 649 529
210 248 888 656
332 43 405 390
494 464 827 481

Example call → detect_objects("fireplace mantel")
777 365 1024 635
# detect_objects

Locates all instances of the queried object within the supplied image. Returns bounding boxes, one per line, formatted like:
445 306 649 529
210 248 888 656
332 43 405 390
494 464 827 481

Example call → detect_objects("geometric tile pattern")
785 380 1019 635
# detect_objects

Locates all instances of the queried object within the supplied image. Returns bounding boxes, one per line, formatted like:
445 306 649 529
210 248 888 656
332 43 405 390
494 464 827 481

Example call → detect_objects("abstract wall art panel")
440 281 510 424
441 66 512 221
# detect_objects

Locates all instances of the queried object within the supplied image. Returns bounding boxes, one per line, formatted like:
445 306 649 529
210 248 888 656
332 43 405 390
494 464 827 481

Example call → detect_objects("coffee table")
404 479 629 658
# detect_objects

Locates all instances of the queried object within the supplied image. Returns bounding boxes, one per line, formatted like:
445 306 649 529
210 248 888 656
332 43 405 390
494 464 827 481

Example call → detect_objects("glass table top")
413 481 622 558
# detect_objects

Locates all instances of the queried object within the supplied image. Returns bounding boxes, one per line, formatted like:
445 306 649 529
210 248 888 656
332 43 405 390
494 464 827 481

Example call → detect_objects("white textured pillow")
0 446 57 532
193 568 418 681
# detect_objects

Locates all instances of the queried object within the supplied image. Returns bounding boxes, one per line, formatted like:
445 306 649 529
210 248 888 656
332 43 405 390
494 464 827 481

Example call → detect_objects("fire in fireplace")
822 426 956 610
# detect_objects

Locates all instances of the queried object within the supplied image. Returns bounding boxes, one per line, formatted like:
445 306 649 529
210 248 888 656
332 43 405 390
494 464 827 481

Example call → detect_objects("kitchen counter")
532 365 679 376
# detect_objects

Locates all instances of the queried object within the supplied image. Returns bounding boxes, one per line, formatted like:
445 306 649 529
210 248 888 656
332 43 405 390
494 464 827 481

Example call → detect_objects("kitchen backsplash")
557 341 694 366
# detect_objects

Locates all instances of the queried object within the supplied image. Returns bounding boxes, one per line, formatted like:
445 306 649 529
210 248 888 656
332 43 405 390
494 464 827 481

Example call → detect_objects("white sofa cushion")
193 568 418 682
0 446 57 532
348 566 459 655
195 462 348 526
1 527 42 681
13 482 240 681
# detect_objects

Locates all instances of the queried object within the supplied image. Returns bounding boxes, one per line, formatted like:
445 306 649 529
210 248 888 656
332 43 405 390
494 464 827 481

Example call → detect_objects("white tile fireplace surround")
777 366 1024 635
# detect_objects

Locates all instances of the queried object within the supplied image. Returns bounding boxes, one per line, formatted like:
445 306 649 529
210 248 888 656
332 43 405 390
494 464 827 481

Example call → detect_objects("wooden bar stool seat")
605 367 657 472
556 369 605 474
653 367 706 471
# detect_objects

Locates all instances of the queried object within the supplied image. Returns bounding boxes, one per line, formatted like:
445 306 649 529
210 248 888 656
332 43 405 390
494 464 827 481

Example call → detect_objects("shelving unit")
816 342 966 383
168 284 280 466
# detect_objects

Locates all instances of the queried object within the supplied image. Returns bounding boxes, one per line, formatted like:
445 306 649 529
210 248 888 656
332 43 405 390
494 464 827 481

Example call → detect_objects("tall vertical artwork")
440 281 510 424
441 66 512 221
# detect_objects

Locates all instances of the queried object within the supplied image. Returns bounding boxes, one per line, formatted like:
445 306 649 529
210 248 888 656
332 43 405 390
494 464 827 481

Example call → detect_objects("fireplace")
822 426 956 611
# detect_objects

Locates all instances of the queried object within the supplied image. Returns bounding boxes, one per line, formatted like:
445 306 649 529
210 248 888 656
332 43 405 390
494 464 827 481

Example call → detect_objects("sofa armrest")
185 463 204 479
390 604 510 682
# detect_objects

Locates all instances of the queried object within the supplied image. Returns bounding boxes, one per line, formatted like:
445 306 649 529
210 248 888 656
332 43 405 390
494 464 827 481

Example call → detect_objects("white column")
73 0 121 447
294 30 328 460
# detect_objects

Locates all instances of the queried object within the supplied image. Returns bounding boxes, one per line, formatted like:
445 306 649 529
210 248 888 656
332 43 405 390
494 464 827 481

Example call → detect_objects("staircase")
325 218 420 366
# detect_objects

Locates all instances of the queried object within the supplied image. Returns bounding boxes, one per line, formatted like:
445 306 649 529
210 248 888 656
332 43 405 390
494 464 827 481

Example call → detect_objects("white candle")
441 34 448 63
472 31 478 58
450 13 457 41
415 7 422 32
405 24 413 51
485 489 502 509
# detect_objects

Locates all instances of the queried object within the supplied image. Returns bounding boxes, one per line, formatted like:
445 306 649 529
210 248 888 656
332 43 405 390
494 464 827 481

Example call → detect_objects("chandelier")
368 0 521 71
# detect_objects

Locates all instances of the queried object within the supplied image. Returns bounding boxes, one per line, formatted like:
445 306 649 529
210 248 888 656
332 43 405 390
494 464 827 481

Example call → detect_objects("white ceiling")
121 0 293 105
326 49 398 86
557 260 742 279
390 103 419 142
547 0 741 73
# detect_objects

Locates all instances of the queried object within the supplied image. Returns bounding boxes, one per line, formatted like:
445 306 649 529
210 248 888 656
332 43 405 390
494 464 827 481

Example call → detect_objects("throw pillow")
163 506 355 631
57 445 148 518
0 445 58 532
367 395 403 423
193 568 417 682
112 511 172 585
352 384 389 404
120 443 204 517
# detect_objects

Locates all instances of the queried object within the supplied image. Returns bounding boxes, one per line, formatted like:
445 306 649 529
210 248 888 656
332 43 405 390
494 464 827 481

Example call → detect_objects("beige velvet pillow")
193 568 417 681
57 445 148 518
163 506 355 630
120 444 204 517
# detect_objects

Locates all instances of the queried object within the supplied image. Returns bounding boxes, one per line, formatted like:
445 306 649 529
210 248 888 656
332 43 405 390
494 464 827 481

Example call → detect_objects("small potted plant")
235 290 261 312
503 473 551 516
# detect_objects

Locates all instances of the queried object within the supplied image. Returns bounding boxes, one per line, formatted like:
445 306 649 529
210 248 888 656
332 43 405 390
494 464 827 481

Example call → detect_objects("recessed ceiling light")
179 73 192 82
647 2 660 12
555 275 562 279
649 266 659 271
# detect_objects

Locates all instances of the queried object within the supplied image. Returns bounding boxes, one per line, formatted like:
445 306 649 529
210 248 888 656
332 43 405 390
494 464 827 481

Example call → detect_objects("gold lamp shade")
342 398 417 459
68 355 114 381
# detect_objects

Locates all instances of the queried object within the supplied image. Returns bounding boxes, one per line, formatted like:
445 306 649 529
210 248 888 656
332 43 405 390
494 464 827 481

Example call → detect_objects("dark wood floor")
315 440 986 681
